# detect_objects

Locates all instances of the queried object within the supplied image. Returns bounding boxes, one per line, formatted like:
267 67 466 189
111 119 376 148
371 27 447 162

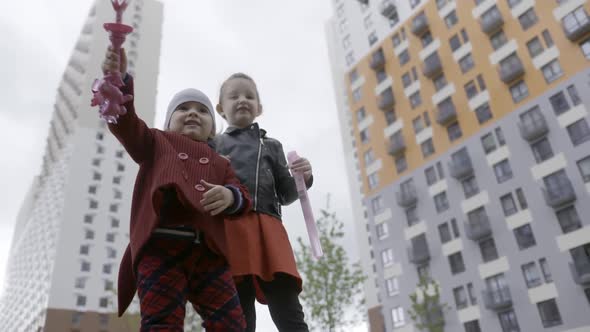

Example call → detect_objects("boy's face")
217 78 261 128
168 101 213 142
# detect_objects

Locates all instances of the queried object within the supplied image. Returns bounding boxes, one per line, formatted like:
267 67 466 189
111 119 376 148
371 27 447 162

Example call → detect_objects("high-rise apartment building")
0 0 162 331
327 0 590 331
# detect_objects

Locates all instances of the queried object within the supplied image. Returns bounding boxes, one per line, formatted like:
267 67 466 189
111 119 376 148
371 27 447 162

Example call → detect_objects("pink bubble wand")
91 0 134 124
287 151 323 259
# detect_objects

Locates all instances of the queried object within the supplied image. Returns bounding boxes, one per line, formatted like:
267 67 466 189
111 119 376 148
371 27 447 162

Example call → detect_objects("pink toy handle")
287 151 323 259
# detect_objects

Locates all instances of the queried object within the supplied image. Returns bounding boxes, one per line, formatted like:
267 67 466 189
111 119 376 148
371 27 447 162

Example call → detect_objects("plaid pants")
136 236 246 331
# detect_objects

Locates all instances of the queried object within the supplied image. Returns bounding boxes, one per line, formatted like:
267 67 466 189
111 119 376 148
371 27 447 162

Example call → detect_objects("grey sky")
0 1 364 330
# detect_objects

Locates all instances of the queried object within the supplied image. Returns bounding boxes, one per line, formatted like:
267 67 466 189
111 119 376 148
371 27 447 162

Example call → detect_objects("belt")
153 227 201 244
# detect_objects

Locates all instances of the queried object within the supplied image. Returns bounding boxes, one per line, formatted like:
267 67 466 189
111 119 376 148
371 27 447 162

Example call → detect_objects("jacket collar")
225 122 267 138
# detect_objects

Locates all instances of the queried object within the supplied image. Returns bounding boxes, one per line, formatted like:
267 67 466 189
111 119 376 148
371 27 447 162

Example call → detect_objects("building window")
81 261 91 272
459 53 475 73
93 171 102 181
368 31 378 46
449 252 466 275
526 37 544 58
113 176 122 185
76 295 87 307
92 158 102 167
363 148 374 166
410 0 421 9
413 116 424 134
507 0 523 8
360 128 370 144
399 50 410 66
514 224 536 250
475 102 493 124
541 60 563 83
425 166 438 186
433 73 447 91
518 8 538 30
402 72 412 88
391 306 406 327
376 70 387 84
451 218 460 237
490 30 508 50
464 320 481 332
581 37 590 59
567 119 590 146
421 138 435 158
453 286 468 309
386 277 399 296
376 223 389 240
103 264 112 274
555 205 582 233
109 203 119 213
417 263 431 280
539 258 553 283
467 282 477 305
537 299 563 328
567 85 582 106
352 88 362 103
462 176 479 199
79 245 89 255
531 138 554 163
410 91 422 109
464 81 478 99
542 29 554 47
385 110 397 125
515 188 528 209
104 280 114 291
438 223 452 244
577 156 590 182
481 133 497 154
84 214 94 224
498 309 521 332
421 31 433 47
381 248 394 267
107 247 117 258
563 6 590 36
449 34 461 51
111 218 120 228
99 297 109 308
550 91 570 115
445 10 458 28
85 229 94 240
500 193 518 217
106 232 116 242
395 154 408 173
406 206 419 226
357 107 367 123
75 277 86 289
510 80 529 103
447 122 463 142
371 195 383 214
522 262 542 288
434 191 450 213
480 238 499 262
493 159 513 183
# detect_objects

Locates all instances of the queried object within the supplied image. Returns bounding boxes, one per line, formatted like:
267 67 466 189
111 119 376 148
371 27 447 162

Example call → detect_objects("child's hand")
102 46 128 76
290 157 313 184
200 180 234 216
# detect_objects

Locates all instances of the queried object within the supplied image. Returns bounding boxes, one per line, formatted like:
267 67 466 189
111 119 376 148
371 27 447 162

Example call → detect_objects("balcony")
388 133 406 157
498 56 525 84
543 179 577 208
370 50 386 71
563 9 590 41
464 214 492 241
436 103 457 126
380 0 398 20
411 13 429 36
518 115 549 142
407 238 430 265
448 150 474 180
396 184 417 207
570 260 590 285
480 8 504 35
422 52 442 79
378 88 395 110
482 286 513 311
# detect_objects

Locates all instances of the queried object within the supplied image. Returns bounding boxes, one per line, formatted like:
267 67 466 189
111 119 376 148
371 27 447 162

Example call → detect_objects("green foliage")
407 276 450 332
295 206 367 332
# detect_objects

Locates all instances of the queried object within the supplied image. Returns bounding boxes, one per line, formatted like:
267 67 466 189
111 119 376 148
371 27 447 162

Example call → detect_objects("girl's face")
168 101 213 141
217 78 262 128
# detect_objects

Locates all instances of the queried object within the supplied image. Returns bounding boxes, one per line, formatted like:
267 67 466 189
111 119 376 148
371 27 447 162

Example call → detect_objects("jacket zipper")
254 137 263 210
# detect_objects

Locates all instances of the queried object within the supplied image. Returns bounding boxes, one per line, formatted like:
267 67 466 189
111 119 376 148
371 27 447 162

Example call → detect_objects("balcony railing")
563 9 590 41
570 260 590 285
542 179 577 208
480 9 504 35
449 152 474 180
465 214 492 241
518 115 549 142
411 13 429 35
370 50 386 70
498 56 525 84
436 103 457 126
380 0 398 20
378 88 395 110
396 185 417 207
407 240 431 265
482 286 513 310
388 133 406 156
422 52 442 78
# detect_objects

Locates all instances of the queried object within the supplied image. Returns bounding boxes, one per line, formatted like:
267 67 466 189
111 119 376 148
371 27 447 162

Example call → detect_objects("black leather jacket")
212 123 312 220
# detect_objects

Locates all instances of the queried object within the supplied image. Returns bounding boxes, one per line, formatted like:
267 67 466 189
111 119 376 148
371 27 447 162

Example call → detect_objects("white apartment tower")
0 0 162 331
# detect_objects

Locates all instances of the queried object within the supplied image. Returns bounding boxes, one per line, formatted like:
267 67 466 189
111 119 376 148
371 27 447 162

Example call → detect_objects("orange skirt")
224 211 302 302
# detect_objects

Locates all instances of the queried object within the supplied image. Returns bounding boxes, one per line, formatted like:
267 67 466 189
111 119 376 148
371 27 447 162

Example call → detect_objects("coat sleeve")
222 161 252 216
272 141 300 206
106 75 155 164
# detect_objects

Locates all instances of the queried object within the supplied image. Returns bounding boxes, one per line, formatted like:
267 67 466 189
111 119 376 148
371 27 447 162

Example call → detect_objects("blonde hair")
218 72 261 104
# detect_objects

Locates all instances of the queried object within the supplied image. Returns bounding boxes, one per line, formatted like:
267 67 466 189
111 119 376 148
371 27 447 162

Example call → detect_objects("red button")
194 184 205 192
178 153 188 160
199 157 209 165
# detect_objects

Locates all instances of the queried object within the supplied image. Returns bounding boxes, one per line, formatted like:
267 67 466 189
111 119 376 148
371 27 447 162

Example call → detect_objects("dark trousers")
236 274 309 332
136 237 246 331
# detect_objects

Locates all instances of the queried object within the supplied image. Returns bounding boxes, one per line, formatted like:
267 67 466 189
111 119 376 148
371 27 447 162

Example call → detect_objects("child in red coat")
101 48 250 331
